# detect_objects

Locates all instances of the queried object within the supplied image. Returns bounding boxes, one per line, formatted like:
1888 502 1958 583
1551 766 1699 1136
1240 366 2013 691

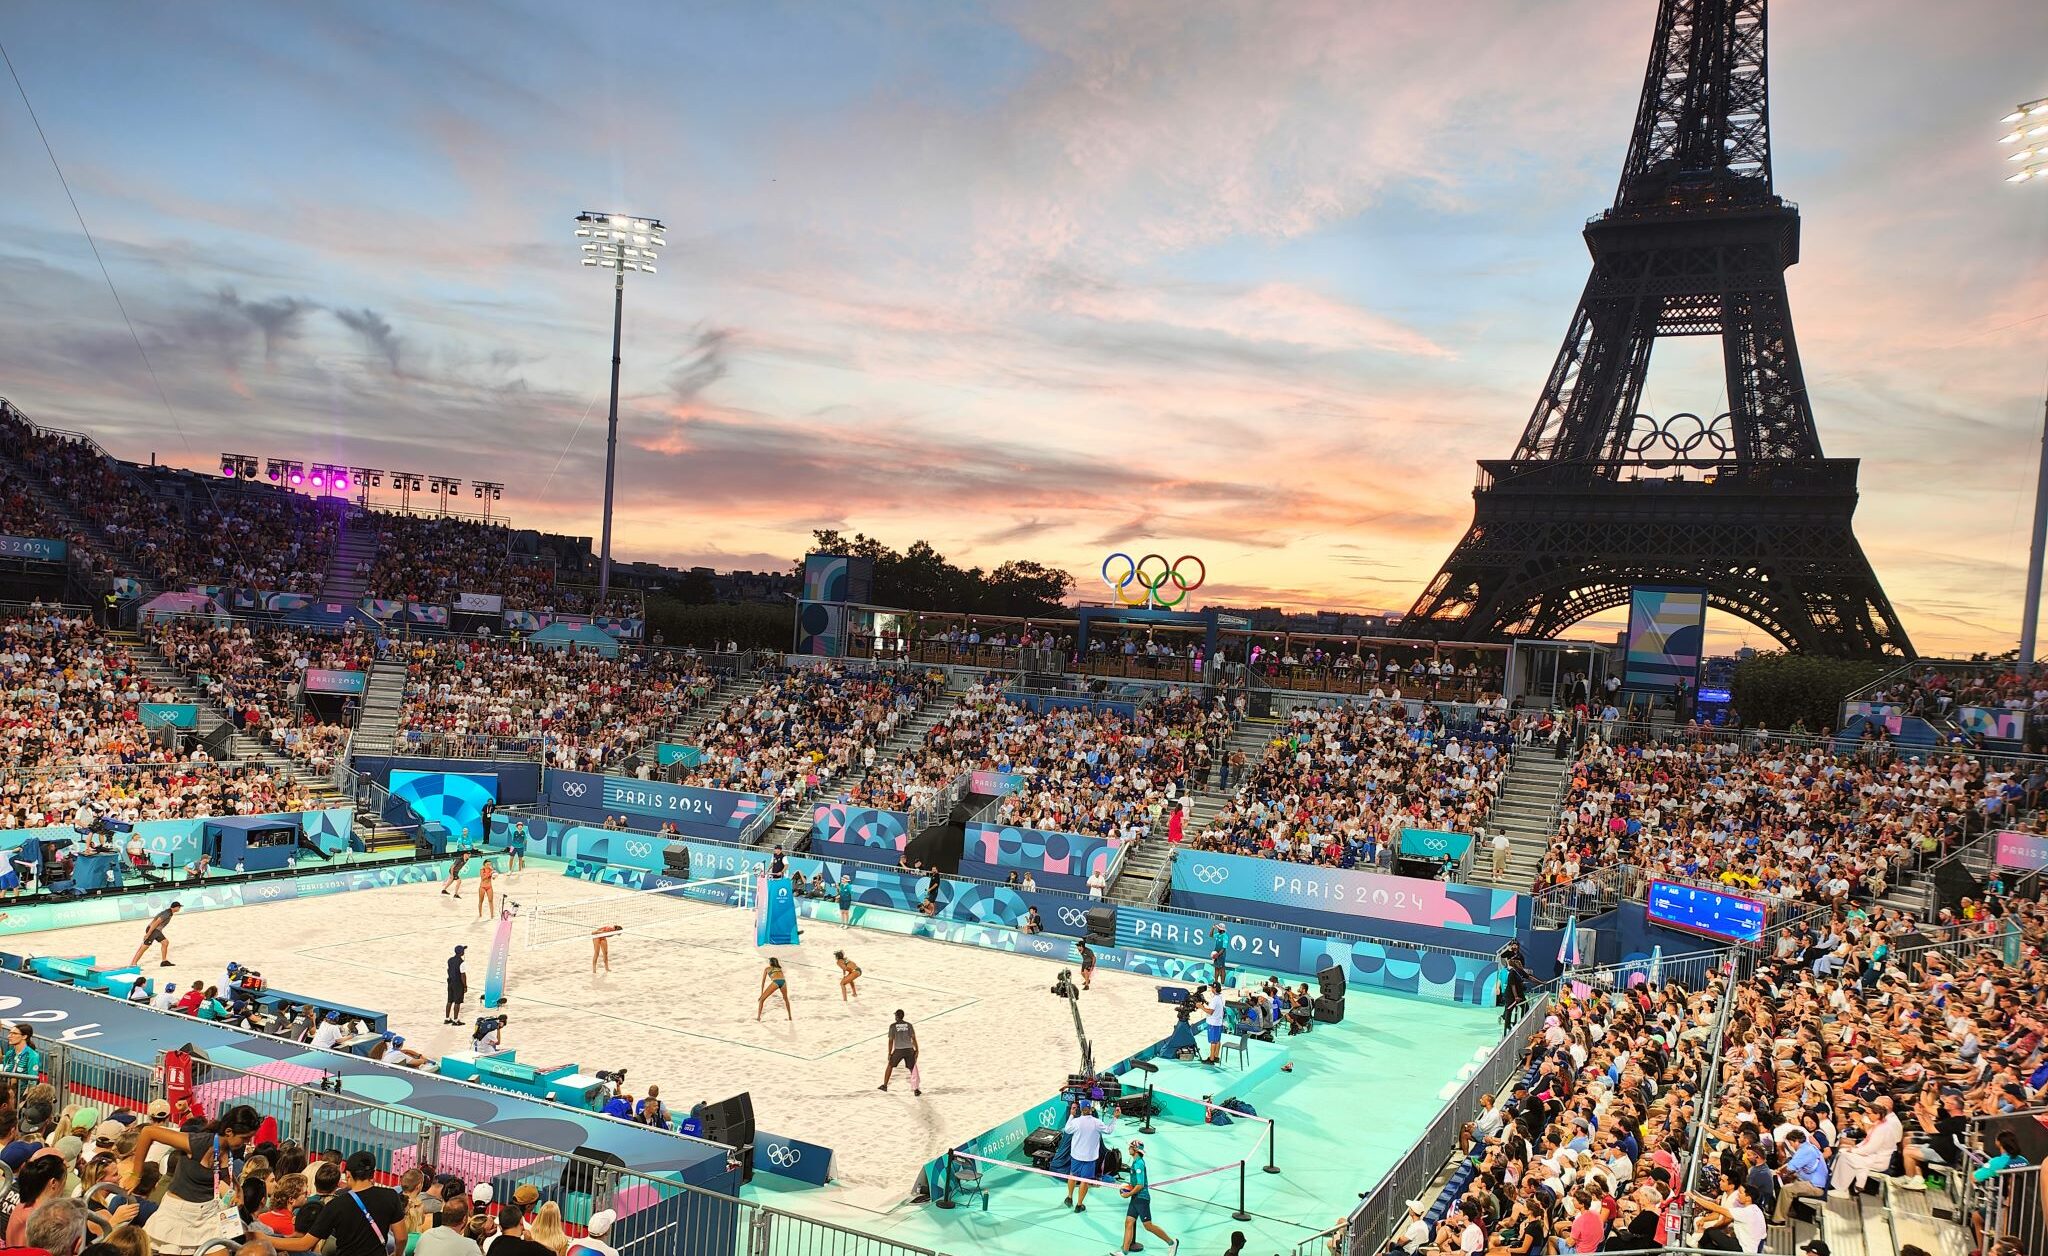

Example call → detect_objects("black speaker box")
1317 966 1346 999
662 845 692 879
701 1091 757 1149
699 1092 756 1184
558 1146 624 1201
1085 908 1118 945
1313 995 1345 1023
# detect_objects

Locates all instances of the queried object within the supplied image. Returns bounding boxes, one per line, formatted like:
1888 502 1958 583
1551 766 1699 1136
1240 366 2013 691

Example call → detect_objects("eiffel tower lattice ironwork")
1403 0 1912 657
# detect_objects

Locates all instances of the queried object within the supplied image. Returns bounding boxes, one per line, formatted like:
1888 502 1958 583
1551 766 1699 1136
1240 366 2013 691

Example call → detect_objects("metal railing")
1332 994 1555 1256
41 1033 944 1256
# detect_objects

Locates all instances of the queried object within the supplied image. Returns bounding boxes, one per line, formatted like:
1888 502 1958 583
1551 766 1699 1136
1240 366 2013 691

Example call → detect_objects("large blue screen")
1645 879 1765 943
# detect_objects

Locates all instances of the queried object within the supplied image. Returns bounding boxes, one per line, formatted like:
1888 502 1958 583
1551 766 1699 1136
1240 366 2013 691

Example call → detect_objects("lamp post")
574 210 666 608
2002 97 2048 671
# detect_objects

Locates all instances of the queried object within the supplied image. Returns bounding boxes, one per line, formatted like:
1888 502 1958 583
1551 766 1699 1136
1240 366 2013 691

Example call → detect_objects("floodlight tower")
2000 96 2048 670
573 210 666 607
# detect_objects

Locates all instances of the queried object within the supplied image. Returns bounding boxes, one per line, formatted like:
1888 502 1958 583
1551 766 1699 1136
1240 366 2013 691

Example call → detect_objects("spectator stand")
0 972 864 1253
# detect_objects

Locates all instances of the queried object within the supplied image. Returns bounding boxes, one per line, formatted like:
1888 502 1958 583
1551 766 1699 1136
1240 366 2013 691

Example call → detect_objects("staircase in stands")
121 630 346 807
1466 750 1570 891
1107 711 1267 908
760 673 961 849
0 442 156 600
321 507 377 601
348 662 409 757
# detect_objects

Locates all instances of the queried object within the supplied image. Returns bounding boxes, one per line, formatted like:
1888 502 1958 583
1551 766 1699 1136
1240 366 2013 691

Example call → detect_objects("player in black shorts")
878 1009 920 1096
129 901 181 967
442 845 472 896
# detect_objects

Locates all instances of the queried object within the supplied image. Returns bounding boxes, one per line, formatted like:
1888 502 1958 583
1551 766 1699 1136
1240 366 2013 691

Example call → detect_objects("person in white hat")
1400 1199 1432 1249
566 1209 619 1256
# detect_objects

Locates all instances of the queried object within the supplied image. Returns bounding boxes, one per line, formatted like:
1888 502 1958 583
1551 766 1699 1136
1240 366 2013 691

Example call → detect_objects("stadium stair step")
350 659 408 757
1466 751 1570 891
320 511 378 601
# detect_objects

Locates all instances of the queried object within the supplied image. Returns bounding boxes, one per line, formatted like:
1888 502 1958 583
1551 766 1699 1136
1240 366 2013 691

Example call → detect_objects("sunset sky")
1 1 2045 656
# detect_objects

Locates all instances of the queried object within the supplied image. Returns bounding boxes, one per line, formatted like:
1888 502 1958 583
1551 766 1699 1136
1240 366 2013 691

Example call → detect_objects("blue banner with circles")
959 821 1117 892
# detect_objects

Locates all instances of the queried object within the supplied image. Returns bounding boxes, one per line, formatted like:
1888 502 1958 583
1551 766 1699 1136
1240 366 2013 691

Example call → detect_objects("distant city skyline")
1 1 2044 656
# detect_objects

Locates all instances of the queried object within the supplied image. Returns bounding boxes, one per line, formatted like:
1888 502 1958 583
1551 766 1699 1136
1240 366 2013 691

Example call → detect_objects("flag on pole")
1558 914 1581 968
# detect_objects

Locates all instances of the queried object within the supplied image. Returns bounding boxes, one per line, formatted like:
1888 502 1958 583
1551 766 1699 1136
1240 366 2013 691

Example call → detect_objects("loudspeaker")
1316 966 1346 999
700 1092 757 1184
701 1091 756 1150
1085 908 1117 946
661 844 692 879
558 1145 625 1201
1313 995 1345 1024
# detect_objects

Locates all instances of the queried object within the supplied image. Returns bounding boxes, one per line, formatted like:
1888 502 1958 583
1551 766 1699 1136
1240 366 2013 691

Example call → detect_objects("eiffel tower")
1403 0 1912 658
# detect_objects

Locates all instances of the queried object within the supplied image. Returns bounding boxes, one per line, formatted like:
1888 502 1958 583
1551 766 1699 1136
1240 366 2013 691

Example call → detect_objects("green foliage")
1728 652 1894 732
804 530 1073 617
641 597 789 651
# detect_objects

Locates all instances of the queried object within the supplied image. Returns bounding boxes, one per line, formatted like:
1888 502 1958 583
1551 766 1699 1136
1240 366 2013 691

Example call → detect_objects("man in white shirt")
1491 830 1512 879
415 1195 482 1256
1087 868 1107 900
1399 1199 1432 1249
1061 1101 1114 1210
311 1013 345 1051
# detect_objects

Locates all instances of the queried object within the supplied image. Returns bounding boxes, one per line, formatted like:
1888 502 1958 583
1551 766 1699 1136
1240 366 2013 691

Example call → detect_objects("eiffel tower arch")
1403 0 1912 658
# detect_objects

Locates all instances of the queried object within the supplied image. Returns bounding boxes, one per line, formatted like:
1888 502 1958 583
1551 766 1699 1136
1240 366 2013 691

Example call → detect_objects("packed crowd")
1864 665 2044 722
1533 733 2013 904
679 666 946 803
985 694 1225 839
4 411 336 593
0 468 86 559
146 619 367 776
849 685 1227 841
0 1083 634 1256
355 514 554 611
1187 703 1506 868
393 639 715 769
1399 974 1727 1255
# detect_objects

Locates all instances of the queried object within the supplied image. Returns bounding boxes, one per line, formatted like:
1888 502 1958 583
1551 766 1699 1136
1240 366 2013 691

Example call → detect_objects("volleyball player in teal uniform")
1119 1139 1175 1253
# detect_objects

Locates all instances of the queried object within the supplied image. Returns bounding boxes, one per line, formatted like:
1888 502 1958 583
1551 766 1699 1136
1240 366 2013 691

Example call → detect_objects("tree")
1729 652 1894 732
796 532 1071 618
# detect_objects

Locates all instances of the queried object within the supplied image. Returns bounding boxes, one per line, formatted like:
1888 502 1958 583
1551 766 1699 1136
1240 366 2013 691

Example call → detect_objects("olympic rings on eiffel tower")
1101 552 1206 608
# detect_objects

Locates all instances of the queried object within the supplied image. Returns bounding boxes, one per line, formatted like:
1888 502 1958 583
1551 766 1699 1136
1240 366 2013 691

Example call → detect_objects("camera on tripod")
1049 969 1080 1000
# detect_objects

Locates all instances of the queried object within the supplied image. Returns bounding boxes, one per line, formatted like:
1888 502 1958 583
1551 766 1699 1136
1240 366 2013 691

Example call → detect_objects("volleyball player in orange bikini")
477 859 496 918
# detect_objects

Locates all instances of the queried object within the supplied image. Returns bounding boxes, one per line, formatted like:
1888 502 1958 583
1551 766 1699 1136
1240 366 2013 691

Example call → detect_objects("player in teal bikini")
756 956 792 1021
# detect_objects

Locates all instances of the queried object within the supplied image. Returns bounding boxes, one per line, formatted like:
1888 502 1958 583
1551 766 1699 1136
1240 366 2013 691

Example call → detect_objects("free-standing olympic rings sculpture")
1101 552 1206 609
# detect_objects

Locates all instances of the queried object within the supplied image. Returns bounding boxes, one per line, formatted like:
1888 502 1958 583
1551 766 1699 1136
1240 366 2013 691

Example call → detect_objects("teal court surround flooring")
752 989 1502 1256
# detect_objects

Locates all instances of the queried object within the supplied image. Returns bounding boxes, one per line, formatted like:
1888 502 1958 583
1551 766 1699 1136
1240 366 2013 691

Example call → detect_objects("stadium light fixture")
349 466 384 489
573 209 666 607
472 479 504 521
427 475 462 513
220 453 258 480
2005 95 2048 673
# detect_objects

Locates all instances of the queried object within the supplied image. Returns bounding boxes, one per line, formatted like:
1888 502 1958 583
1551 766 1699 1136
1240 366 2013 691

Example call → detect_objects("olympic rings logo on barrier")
1057 907 1090 928
625 841 652 858
1191 863 1230 885
561 782 589 798
764 1144 803 1168
1101 552 1206 609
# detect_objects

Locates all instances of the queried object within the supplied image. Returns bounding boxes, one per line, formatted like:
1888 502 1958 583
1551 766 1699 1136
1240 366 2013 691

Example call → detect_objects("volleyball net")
522 870 756 949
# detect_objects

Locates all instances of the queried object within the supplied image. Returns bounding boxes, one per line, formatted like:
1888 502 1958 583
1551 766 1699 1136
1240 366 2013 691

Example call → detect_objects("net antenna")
523 871 755 949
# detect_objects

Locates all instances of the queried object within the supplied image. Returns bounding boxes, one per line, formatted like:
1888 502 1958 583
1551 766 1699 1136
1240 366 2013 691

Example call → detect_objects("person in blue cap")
445 946 468 1025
